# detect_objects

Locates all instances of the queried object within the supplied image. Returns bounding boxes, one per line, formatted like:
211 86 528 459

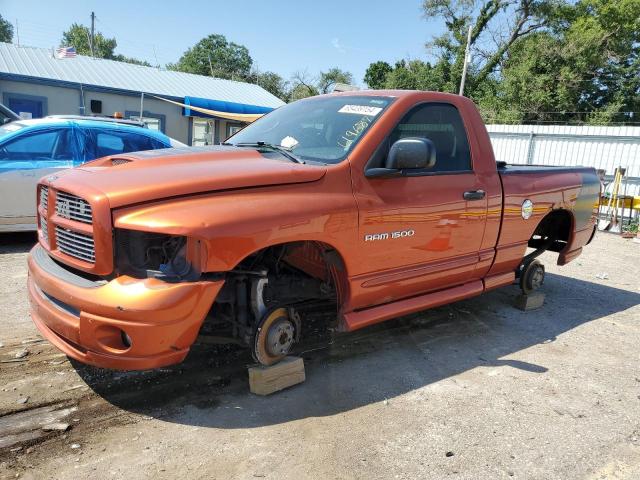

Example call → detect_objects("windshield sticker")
280 136 299 149
338 105 383 116
338 116 372 150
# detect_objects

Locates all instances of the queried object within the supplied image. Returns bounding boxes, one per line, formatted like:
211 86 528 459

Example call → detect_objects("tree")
289 70 319 101
61 23 117 58
249 70 289 101
420 0 553 94
0 15 13 43
289 83 319 101
364 61 393 89
317 67 353 94
112 54 152 67
364 0 639 124
60 23 150 66
287 68 354 101
170 34 253 80
477 0 640 123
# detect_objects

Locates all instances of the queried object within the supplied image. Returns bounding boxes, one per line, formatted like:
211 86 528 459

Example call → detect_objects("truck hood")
48 146 327 208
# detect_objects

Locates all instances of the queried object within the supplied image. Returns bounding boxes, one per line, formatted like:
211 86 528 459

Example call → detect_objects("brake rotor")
520 259 545 295
252 307 298 366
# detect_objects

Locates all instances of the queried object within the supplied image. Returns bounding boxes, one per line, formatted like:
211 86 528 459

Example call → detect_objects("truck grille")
39 215 49 242
55 226 96 263
56 191 93 224
40 186 49 211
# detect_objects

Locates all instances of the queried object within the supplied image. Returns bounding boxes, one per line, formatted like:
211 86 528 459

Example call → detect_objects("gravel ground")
0 232 639 480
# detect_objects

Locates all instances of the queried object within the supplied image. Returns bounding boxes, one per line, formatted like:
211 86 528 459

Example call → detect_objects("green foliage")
170 34 253 80
364 0 640 124
364 61 393 89
60 23 150 66
482 0 640 123
317 68 354 94
249 70 289 101
0 14 13 43
112 54 152 67
61 23 117 58
289 83 319 102
287 68 353 101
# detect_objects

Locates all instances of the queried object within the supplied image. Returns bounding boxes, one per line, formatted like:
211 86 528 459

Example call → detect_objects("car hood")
46 146 327 208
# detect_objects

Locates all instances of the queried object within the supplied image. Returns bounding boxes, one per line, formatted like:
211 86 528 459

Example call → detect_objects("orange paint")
28 91 598 370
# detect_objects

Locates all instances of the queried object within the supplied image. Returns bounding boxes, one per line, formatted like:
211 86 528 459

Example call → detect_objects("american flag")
55 47 77 59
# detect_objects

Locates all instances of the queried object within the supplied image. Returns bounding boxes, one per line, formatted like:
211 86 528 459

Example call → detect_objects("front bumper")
28 244 224 370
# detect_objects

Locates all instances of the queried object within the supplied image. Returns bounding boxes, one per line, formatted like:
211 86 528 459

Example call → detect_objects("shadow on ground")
72 272 640 429
0 232 37 253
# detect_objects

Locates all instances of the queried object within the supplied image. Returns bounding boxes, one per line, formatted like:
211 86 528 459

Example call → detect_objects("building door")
192 118 216 146
7 96 45 119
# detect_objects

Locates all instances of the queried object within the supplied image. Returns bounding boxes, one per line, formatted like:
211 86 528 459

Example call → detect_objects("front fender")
112 181 358 273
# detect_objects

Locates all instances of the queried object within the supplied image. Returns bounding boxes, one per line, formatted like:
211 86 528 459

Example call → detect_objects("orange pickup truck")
27 91 599 370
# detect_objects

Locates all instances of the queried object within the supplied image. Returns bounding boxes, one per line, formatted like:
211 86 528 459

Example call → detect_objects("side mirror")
387 137 436 170
365 137 437 178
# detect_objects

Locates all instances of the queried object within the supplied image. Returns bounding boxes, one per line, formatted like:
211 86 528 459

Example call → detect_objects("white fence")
487 124 640 197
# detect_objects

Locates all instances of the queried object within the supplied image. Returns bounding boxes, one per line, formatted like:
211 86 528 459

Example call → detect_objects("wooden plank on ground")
515 292 545 311
248 356 305 396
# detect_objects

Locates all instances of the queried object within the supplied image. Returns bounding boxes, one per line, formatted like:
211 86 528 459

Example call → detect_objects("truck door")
351 102 489 309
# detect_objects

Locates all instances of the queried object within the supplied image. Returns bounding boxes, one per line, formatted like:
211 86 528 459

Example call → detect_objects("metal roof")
0 42 285 109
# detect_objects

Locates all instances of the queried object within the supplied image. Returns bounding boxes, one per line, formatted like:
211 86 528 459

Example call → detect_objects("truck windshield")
226 95 393 164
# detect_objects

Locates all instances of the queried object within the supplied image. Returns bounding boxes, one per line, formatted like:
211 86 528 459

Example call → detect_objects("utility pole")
458 25 473 96
90 11 95 58
15 19 19 46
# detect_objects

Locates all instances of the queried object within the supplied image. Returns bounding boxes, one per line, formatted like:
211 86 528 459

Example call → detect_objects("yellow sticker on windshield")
338 105 383 116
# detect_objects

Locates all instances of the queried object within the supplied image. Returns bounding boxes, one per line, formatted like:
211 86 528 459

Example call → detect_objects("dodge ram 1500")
28 91 599 369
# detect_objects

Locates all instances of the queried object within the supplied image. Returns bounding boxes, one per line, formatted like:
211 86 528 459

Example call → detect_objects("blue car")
0 117 184 232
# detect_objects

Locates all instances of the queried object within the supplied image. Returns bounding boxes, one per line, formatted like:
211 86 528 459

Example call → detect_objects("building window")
192 118 216 146
2 92 48 119
225 122 244 140
125 111 166 133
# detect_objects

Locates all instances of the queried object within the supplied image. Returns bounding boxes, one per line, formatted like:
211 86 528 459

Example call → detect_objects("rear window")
94 130 167 157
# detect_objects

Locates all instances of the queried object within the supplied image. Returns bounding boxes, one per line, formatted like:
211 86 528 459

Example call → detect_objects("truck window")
390 103 471 172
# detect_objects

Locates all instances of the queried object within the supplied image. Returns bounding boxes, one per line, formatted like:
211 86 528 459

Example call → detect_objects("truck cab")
27 91 599 370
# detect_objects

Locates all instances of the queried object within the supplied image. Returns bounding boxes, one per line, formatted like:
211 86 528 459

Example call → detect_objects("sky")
1 0 444 86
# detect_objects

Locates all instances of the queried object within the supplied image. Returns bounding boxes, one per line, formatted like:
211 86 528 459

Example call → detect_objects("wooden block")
248 356 305 396
515 292 545 311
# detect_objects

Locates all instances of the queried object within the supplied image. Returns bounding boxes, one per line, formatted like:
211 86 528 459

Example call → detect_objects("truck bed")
497 162 598 175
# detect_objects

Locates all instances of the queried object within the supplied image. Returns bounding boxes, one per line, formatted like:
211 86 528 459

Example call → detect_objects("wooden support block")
248 356 305 396
515 292 545 311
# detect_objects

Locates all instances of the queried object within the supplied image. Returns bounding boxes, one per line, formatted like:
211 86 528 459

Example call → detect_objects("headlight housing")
114 229 198 281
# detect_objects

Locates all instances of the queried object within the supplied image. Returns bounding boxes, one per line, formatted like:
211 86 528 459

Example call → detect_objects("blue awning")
183 96 275 119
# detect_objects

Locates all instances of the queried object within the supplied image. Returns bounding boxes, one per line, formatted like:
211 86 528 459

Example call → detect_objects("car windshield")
226 95 393 164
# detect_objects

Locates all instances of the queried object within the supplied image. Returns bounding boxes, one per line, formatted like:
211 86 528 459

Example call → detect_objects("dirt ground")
0 232 639 480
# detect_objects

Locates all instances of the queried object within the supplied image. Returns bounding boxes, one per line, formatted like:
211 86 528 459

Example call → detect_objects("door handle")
463 190 486 201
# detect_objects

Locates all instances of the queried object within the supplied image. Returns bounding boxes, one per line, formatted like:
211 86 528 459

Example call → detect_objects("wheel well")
200 241 348 346
528 209 573 253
